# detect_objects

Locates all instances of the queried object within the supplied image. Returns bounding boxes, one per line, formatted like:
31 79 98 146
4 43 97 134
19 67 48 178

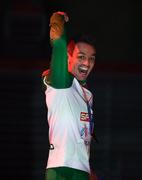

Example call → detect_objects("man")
42 11 97 180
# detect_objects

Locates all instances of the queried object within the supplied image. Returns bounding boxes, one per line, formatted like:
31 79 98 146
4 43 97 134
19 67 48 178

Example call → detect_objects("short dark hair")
67 33 96 55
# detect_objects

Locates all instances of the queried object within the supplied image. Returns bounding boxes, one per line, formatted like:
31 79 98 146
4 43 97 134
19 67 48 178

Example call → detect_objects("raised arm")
46 12 73 89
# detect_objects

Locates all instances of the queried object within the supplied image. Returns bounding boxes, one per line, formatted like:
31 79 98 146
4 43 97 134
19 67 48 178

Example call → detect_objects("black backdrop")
0 1 142 180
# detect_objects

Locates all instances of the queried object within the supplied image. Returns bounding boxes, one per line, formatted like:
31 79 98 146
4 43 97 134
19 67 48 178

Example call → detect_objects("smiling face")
68 42 96 81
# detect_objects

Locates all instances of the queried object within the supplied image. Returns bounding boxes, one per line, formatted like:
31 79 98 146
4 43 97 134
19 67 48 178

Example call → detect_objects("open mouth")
78 66 88 75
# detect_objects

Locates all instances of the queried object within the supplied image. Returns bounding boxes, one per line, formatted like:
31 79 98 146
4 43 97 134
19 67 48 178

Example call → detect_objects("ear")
67 50 72 57
67 52 72 72
67 52 70 66
67 39 75 55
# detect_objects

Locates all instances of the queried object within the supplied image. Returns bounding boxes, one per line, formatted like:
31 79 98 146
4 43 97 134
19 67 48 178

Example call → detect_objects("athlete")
42 11 97 180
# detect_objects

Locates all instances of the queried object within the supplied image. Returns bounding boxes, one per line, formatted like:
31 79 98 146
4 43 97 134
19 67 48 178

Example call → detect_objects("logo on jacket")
80 112 89 122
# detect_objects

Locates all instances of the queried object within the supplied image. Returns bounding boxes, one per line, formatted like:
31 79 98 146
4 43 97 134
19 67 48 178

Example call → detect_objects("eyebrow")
78 52 96 56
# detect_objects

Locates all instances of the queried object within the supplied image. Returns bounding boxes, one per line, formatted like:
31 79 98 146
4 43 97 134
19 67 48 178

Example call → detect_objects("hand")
55 11 69 22
49 11 69 41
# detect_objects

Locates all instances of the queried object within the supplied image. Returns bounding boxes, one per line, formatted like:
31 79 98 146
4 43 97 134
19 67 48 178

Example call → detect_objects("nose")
82 58 90 66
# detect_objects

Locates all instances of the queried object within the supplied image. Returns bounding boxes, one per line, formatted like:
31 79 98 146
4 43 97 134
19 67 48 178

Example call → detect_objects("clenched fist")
50 11 69 41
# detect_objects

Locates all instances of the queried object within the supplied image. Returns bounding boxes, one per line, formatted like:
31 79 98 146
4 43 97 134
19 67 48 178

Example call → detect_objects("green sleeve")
47 28 73 89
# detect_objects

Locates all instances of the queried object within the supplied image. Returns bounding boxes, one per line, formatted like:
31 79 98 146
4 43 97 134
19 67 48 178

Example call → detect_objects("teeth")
79 67 88 71
79 66 88 74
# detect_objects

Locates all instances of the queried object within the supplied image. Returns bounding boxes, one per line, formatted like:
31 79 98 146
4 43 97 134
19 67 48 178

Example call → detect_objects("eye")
89 56 96 62
78 55 86 60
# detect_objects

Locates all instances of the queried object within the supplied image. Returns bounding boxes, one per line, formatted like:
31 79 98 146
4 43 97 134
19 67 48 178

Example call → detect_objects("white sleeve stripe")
43 76 48 87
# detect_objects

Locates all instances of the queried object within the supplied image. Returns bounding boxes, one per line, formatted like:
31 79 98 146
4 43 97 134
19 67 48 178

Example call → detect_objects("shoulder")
42 69 51 90
42 69 50 77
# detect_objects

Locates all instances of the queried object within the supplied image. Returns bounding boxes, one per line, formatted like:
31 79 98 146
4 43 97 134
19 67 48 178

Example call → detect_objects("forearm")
47 12 73 88
50 33 73 88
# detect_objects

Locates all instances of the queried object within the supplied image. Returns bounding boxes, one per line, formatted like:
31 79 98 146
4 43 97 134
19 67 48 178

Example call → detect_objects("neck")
78 79 87 87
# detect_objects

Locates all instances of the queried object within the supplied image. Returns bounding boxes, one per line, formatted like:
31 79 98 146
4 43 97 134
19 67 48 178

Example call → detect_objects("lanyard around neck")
81 86 94 136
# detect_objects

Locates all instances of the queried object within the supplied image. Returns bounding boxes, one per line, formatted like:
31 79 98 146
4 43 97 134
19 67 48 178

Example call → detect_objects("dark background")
0 0 142 180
